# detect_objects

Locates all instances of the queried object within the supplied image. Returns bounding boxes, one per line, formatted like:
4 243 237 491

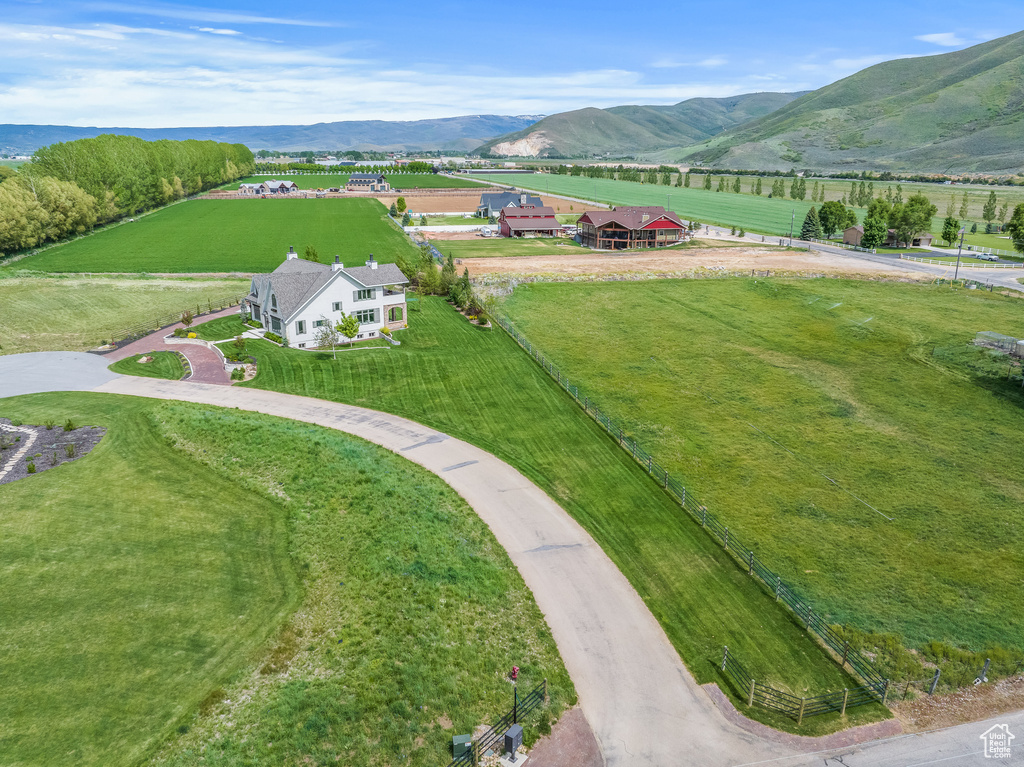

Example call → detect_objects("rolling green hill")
476 93 803 159
683 30 1024 172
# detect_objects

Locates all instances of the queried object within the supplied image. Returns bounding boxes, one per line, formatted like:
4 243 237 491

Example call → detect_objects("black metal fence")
492 313 889 693
721 646 885 723
109 294 244 345
447 680 547 766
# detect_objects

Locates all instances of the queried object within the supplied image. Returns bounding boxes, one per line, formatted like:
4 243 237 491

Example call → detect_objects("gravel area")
0 417 107 486
892 675 1024 732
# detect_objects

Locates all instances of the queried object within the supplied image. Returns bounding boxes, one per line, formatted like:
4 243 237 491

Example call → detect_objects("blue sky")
2 0 1023 127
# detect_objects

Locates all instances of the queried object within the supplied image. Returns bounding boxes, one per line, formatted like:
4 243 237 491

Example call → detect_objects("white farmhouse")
246 247 409 348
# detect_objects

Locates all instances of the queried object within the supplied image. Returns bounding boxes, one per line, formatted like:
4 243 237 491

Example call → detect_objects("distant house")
577 206 685 249
844 226 933 248
477 191 543 218
246 247 408 348
239 180 298 195
498 206 561 238
345 173 390 192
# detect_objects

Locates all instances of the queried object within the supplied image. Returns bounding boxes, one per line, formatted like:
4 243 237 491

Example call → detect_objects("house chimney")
332 255 343 272
366 255 378 270
520 193 526 205
286 246 297 261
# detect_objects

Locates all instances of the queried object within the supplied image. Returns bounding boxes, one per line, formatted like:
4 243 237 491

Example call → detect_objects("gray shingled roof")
479 192 542 210
343 263 408 287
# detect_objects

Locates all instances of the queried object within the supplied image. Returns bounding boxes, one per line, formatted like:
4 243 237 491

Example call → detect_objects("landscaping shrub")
230 367 244 381
173 328 186 337
44 419 55 430
50 451 59 466
65 444 76 458
187 332 197 339
263 331 283 344
26 462 36 474
63 418 76 432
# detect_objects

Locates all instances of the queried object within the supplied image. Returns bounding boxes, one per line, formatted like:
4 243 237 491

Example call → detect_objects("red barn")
499 205 561 238
577 206 684 249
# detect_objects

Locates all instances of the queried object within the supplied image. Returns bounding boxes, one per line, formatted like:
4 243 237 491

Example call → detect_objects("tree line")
1 135 254 255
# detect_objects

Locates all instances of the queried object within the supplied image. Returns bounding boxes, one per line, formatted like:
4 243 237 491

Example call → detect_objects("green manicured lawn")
108 351 185 379
229 173 482 189
0 276 249 354
240 297 887 733
15 198 418 273
419 214 484 226
429 238 587 259
190 314 247 341
501 279 1024 655
0 393 570 766
0 394 297 766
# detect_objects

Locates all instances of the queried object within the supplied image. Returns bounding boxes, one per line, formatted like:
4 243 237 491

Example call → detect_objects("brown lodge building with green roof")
577 206 685 250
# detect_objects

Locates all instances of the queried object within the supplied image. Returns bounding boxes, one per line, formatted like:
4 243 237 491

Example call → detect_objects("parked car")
981 253 999 261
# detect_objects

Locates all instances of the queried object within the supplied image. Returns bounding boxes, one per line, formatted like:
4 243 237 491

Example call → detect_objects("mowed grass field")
429 237 588 259
16 198 418 273
237 297 888 733
230 173 482 189
0 393 571 766
501 279 1024 652
0 276 248 354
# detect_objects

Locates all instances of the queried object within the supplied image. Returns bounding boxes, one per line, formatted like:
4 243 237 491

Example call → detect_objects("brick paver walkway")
104 306 241 385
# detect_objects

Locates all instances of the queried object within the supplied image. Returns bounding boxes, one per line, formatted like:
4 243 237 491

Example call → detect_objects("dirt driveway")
460 245 936 280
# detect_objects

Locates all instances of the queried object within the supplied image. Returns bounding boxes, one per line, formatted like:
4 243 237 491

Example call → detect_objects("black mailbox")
504 723 523 762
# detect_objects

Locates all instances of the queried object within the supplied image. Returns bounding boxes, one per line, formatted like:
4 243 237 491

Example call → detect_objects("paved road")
1 355 1021 766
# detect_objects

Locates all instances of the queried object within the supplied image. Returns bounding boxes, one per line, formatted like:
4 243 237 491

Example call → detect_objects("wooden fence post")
721 646 728 671
544 677 549 704
748 678 755 707
584 397 588 412
929 668 940 695
748 551 754 576
775 575 781 601
797 698 806 726
881 680 890 706
841 689 849 716
724 528 729 550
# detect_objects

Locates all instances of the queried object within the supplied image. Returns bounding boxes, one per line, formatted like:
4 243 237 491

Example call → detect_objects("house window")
389 306 403 322
271 317 281 332
271 294 277 309
354 309 376 324
356 288 375 300
296 320 306 334
313 319 327 328
298 343 306 348
332 302 342 312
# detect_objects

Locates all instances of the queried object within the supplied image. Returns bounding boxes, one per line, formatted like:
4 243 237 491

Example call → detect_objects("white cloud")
915 32 967 47
698 57 728 68
86 1 335 27
191 26 242 35
652 56 727 69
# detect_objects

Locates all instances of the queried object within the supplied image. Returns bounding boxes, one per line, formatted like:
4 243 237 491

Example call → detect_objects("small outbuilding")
498 206 561 238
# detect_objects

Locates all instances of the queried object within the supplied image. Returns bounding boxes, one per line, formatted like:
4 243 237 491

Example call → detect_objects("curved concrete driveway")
1 356 1019 766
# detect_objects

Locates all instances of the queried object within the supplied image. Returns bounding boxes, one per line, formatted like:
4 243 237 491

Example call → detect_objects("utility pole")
789 209 795 246
953 226 966 283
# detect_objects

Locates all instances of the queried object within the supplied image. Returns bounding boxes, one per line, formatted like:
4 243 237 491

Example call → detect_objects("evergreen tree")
858 181 867 207
683 173 691 188
800 206 822 240
983 190 997 223
971 222 978 234
716 177 726 192
440 252 457 294
703 174 712 191
389 201 398 216
754 178 762 196
732 176 741 193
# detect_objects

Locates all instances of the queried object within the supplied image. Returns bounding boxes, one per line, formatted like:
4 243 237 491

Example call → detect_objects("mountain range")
0 115 543 155
480 30 1024 173
476 92 804 159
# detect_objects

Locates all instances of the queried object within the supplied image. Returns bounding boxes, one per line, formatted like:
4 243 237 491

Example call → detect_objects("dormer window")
271 294 277 309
